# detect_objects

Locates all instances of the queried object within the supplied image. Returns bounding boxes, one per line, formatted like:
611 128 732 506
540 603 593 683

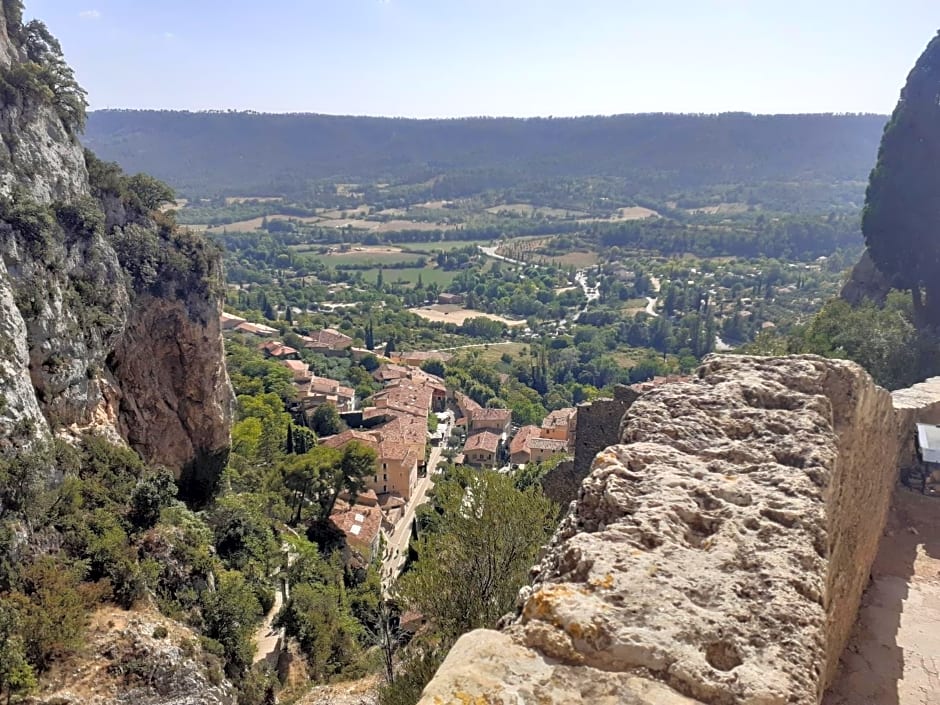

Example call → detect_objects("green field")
401 240 493 253
360 267 458 287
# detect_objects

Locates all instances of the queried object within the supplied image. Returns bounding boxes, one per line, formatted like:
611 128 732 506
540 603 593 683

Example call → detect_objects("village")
220 310 579 588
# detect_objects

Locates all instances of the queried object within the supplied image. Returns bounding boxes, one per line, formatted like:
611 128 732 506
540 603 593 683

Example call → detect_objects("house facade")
463 431 500 467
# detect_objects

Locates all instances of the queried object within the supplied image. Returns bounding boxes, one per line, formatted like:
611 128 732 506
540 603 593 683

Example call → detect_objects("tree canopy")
863 31 940 326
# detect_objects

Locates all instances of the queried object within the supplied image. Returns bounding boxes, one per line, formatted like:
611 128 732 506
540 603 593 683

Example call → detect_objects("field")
686 203 751 216
544 251 600 267
608 206 660 221
291 246 425 267
410 305 526 326
452 341 529 365
485 203 588 218
401 240 495 253
360 267 458 287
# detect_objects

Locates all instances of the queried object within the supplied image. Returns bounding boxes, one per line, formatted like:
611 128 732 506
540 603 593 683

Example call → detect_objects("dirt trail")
824 487 940 705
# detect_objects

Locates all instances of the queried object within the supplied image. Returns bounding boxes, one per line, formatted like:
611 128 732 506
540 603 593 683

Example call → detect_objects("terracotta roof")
471 407 511 422
304 327 353 348
220 312 246 325
542 408 576 428
282 360 309 373
330 503 382 549
510 425 540 455
234 321 278 335
463 431 500 454
455 392 482 413
307 375 354 398
321 430 378 450
260 341 299 357
528 437 568 452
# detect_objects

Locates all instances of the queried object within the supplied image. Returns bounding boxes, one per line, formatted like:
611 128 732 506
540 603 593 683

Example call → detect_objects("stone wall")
418 356 900 705
891 377 940 470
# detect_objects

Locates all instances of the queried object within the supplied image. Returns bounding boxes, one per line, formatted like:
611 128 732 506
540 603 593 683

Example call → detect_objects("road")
381 443 444 591
479 244 598 322
644 275 662 317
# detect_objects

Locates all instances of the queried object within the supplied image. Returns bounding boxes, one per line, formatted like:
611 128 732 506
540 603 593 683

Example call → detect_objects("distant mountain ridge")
83 110 887 199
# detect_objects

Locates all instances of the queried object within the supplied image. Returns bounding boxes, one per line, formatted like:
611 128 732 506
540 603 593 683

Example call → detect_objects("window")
383 463 387 470
383 473 387 481
373 475 377 483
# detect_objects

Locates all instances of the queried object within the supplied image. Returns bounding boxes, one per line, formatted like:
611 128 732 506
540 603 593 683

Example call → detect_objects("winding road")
478 244 598 321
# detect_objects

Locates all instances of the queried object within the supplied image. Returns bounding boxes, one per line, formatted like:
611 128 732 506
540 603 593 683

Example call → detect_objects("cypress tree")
863 31 940 327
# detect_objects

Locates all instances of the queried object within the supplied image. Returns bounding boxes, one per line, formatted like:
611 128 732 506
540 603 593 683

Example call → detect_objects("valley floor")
825 487 940 705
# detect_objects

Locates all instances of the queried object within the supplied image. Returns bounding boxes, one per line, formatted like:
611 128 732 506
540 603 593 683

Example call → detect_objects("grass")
401 240 494 253
360 267 458 287
450 341 530 369
469 341 530 366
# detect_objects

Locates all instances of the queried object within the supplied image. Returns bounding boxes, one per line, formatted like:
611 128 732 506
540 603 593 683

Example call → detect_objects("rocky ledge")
419 355 900 705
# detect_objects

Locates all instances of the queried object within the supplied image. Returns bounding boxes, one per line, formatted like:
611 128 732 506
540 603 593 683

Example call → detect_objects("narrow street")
381 444 443 590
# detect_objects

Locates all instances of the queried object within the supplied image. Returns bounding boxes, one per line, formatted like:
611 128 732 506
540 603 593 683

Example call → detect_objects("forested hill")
83 110 887 199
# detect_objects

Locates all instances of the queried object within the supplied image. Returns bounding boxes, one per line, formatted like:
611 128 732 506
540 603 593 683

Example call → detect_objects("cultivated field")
361 267 458 287
411 305 526 326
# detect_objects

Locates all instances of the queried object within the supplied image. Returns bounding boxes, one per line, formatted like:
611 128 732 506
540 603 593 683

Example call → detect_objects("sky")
22 0 940 118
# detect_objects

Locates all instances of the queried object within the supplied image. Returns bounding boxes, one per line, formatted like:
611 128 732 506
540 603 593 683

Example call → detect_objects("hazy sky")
23 0 940 117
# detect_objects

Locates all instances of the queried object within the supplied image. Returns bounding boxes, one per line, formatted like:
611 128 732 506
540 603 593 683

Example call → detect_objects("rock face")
419 356 900 705
0 5 231 489
840 248 892 306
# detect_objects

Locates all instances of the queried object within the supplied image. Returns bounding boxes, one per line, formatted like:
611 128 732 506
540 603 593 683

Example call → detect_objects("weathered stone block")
419 356 899 705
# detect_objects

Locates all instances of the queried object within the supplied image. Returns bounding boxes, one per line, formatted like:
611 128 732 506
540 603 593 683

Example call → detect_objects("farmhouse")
541 407 577 447
463 431 500 468
303 327 353 354
330 501 383 563
259 341 300 360
509 425 540 465
281 359 312 384
468 407 512 437
232 321 278 337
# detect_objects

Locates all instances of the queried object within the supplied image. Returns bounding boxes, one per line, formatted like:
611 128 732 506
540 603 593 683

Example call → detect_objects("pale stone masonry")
419 356 901 705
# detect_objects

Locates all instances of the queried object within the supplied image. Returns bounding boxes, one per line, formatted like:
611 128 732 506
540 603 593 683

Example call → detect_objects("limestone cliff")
419 356 900 705
0 3 231 493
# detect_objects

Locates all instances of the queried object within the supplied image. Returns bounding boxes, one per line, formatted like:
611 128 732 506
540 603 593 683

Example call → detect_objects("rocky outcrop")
419 355 900 705
35 608 237 705
0 4 231 488
840 248 892 306
109 288 232 500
